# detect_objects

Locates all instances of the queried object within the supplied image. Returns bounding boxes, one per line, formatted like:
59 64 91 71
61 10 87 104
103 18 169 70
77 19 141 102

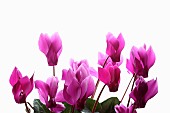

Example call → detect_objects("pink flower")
35 76 65 113
9 67 34 104
98 63 120 92
115 104 137 113
106 32 125 62
129 77 158 108
61 59 95 110
126 44 156 78
38 32 62 66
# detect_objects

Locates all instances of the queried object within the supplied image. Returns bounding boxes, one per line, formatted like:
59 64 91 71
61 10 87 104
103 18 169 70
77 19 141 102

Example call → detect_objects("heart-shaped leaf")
100 97 120 113
84 98 102 112
62 102 81 113
33 99 50 113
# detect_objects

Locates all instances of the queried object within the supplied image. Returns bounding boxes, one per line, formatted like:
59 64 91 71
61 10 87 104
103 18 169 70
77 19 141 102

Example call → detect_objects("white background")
0 0 169 113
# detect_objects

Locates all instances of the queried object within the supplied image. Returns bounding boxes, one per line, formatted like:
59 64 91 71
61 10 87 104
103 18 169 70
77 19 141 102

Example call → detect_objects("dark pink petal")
46 44 59 66
38 33 51 55
46 76 59 98
115 104 137 113
147 46 156 69
61 69 68 80
108 66 120 92
98 67 111 84
12 81 26 103
9 67 22 86
35 80 49 104
51 103 65 113
21 74 34 96
144 78 158 103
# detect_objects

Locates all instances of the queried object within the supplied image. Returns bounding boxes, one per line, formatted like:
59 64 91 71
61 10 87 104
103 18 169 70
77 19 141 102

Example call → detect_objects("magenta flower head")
35 76 65 113
126 44 156 78
115 104 137 113
9 67 34 104
106 32 125 62
61 59 95 110
129 76 158 108
38 32 62 66
98 62 121 92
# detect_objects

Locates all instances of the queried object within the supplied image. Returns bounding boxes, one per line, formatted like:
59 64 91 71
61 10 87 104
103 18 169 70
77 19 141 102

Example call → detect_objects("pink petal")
55 90 65 102
80 76 95 99
147 46 156 69
98 67 111 84
51 32 62 57
19 75 34 96
35 80 49 104
46 76 59 98
12 81 26 103
67 78 81 104
117 33 125 52
144 78 158 103
126 59 134 74
9 67 22 86
38 33 51 55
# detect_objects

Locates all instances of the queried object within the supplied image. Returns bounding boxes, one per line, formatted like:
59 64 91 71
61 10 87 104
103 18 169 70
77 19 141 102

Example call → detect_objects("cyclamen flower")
70 59 98 77
35 76 65 113
129 76 158 108
106 32 125 62
38 32 62 66
9 67 34 104
98 62 120 92
126 44 156 78
61 60 95 110
115 104 137 113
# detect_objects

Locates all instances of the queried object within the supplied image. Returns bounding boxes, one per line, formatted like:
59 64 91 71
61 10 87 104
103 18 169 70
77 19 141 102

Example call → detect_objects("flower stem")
53 66 55 76
127 74 136 107
91 56 109 99
92 84 106 113
120 76 134 103
71 105 75 113
25 102 30 113
27 102 34 111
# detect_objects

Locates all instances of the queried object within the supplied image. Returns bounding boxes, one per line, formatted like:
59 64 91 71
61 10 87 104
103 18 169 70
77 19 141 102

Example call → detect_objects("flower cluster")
9 32 158 113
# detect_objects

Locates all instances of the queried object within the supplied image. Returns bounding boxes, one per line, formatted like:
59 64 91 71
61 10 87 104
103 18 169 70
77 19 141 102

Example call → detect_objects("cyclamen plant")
9 32 158 113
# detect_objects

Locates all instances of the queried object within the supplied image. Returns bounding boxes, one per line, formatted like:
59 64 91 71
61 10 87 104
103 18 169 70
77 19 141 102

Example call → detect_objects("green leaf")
84 98 102 112
100 97 120 113
33 99 50 113
62 102 81 113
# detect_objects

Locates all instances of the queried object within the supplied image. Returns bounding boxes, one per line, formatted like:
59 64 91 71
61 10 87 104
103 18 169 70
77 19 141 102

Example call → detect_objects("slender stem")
127 74 136 107
92 84 106 113
25 102 30 113
27 102 34 110
120 76 134 103
91 79 100 99
53 66 55 76
71 105 75 113
91 56 109 99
